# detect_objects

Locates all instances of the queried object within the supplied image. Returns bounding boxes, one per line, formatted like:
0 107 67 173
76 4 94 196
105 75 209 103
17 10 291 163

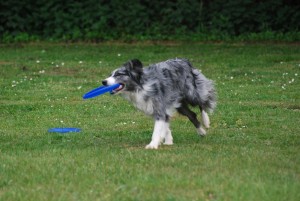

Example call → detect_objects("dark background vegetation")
0 0 299 42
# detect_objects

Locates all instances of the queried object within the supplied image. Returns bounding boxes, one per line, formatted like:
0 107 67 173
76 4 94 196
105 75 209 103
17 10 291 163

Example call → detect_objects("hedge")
0 0 299 42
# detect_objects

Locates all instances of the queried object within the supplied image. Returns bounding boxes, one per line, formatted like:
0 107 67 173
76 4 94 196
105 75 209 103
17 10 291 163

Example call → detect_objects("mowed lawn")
0 42 299 201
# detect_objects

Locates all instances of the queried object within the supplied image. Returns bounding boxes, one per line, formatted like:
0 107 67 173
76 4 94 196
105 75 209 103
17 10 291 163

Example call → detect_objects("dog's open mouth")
110 83 125 94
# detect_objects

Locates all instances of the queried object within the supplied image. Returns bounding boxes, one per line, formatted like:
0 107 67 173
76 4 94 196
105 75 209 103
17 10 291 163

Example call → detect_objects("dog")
102 58 216 149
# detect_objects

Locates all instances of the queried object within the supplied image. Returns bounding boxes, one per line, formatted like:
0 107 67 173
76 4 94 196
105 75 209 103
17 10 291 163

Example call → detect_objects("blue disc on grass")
48 128 81 133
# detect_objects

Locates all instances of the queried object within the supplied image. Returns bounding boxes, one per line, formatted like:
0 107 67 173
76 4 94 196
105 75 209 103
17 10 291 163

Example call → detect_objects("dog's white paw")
197 127 207 136
163 137 173 145
145 142 159 149
163 141 173 145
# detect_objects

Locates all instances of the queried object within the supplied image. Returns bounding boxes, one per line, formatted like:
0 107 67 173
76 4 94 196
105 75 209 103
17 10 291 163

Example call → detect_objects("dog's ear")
124 59 143 84
124 59 143 72
131 59 143 69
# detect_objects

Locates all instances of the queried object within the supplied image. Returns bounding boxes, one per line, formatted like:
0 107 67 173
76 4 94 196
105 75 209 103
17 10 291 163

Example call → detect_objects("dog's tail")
190 68 217 113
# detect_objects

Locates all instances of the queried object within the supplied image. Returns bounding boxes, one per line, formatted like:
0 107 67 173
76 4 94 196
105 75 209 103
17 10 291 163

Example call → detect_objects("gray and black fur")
102 58 216 149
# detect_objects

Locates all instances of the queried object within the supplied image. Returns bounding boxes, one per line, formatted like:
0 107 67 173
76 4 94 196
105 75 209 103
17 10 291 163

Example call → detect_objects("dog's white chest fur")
122 91 154 115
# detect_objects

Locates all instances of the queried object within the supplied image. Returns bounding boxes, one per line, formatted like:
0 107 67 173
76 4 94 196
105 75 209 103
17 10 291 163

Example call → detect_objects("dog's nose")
102 80 108 86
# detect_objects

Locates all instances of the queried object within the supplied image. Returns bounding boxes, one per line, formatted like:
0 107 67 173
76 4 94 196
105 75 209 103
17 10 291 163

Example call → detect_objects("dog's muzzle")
110 83 125 94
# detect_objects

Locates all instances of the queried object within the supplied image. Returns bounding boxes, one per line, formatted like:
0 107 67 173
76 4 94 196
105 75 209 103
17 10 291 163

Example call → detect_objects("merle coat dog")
102 58 216 149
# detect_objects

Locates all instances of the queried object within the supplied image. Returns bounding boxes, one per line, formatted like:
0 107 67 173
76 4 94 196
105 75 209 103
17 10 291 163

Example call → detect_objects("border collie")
102 58 216 149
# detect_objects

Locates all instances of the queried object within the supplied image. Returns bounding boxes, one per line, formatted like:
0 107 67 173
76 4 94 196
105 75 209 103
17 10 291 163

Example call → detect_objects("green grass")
0 42 299 201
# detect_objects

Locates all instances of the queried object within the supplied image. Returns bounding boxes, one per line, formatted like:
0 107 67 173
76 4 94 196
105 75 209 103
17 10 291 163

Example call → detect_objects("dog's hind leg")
200 107 210 128
177 103 206 136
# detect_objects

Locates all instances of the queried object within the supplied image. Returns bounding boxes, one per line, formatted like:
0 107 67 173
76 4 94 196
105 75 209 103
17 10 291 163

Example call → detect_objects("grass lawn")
0 42 299 201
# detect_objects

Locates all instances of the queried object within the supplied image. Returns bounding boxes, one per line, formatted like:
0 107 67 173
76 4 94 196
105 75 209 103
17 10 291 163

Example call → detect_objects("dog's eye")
114 72 127 77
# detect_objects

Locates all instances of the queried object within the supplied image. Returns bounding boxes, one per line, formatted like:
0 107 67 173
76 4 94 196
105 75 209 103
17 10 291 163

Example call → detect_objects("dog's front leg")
163 123 173 145
145 120 166 149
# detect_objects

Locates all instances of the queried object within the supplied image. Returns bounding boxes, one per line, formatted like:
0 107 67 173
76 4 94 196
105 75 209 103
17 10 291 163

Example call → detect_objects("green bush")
0 0 299 42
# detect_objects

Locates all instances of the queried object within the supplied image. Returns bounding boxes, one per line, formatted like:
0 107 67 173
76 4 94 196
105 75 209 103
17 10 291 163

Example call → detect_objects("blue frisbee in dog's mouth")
83 83 123 99
48 128 81 133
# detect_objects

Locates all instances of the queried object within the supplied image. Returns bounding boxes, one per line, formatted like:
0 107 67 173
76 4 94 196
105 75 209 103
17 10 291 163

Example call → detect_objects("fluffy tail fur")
188 67 216 113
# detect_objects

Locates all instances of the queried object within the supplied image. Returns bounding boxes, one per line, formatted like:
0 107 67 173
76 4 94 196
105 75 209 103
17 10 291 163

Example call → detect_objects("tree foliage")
0 0 299 41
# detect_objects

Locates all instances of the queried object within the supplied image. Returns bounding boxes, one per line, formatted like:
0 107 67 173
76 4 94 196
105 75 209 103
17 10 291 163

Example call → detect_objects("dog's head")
102 59 143 94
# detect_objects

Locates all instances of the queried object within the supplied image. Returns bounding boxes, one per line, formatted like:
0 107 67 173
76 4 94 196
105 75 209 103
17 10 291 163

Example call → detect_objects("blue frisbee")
48 128 81 133
83 83 121 99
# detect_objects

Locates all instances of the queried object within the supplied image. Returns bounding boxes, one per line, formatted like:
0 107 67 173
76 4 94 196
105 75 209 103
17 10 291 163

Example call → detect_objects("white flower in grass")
288 79 295 84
